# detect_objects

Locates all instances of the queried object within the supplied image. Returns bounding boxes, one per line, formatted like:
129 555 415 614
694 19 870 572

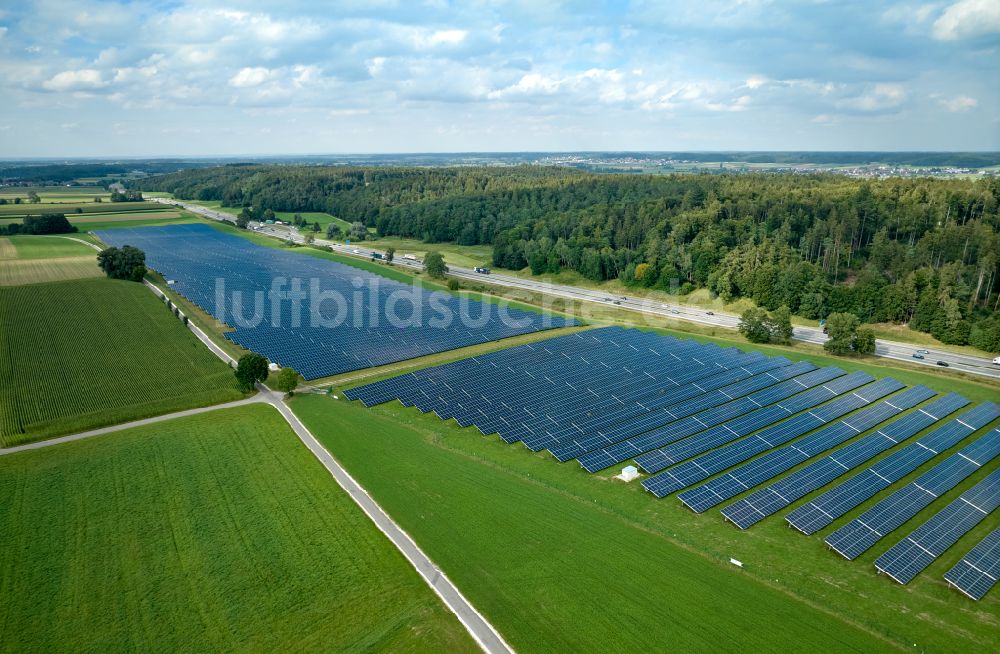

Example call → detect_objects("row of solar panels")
345 326 1000 598
95 224 574 379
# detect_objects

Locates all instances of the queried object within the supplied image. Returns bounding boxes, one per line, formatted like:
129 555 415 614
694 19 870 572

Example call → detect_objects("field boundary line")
144 279 237 365
53 236 102 252
0 396 266 456
262 386 515 654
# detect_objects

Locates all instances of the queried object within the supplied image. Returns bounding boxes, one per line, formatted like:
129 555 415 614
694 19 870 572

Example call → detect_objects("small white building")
268 362 280 372
616 465 640 482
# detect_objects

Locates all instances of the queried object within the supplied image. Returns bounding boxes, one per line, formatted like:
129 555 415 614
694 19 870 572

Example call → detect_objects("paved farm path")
0 395 267 456
54 236 103 251
259 385 516 654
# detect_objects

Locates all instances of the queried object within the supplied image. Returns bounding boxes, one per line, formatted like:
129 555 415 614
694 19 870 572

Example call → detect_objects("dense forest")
135 165 1000 351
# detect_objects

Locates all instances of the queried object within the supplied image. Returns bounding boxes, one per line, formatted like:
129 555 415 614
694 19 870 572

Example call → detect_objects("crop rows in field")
0 258 102 286
0 278 242 445
0 202 163 216
0 404 473 652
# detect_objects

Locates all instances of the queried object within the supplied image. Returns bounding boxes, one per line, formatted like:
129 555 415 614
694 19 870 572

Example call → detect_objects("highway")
152 197 1000 380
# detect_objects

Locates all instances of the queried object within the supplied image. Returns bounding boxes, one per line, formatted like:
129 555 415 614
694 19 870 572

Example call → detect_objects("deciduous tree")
425 251 447 279
234 353 269 392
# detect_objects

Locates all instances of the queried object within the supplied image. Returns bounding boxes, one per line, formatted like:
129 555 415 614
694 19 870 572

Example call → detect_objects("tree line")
0 213 78 236
134 165 1000 351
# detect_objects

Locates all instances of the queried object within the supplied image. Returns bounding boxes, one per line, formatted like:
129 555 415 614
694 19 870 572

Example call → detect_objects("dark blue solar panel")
642 377 904 499
679 384 932 513
635 370 867 475
98 224 573 379
407 328 748 445
944 526 1000 600
786 402 1000 535
825 427 1000 560
874 469 1000 585
573 361 815 471
346 328 814 468
516 343 761 439
720 393 969 529
530 356 794 452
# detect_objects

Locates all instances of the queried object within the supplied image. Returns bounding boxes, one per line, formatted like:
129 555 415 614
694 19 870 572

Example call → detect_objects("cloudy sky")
0 0 997 156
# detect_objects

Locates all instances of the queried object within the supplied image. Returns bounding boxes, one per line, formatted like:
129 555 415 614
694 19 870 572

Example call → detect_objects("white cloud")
329 108 370 116
292 65 320 87
940 94 978 111
416 29 468 49
932 0 1000 40
488 72 561 99
42 69 108 91
229 67 272 88
706 94 751 112
367 57 387 76
837 83 907 112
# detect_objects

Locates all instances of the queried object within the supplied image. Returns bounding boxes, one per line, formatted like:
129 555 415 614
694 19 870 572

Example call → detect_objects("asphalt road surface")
152 197 1000 380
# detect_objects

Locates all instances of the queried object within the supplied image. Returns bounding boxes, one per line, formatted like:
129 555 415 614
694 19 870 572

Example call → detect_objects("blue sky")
0 0 997 156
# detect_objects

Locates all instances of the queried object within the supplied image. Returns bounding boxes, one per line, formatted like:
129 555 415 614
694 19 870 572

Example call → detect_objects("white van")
993 356 1000 365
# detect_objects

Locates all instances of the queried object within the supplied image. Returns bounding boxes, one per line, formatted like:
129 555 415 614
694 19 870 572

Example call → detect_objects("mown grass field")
0 211 180 227
0 278 243 445
0 186 110 203
0 201 163 216
0 235 102 286
292 389 1000 654
0 404 475 653
7 235 95 258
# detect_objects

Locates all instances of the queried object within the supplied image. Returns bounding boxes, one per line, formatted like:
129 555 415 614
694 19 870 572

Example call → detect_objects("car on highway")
916 349 929 354
994 356 1000 365
936 361 949 367
474 267 491 274
670 309 680 315
613 300 621 305
352 249 360 254
912 353 924 360
706 311 714 315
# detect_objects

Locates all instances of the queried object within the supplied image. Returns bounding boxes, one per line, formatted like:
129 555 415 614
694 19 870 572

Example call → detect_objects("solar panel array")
642 377 903 498
787 403 1000 535
874 469 1000 585
96 224 573 379
825 427 1000 560
720 393 970 529
346 325 1000 595
679 385 936 513
944 526 1000 600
